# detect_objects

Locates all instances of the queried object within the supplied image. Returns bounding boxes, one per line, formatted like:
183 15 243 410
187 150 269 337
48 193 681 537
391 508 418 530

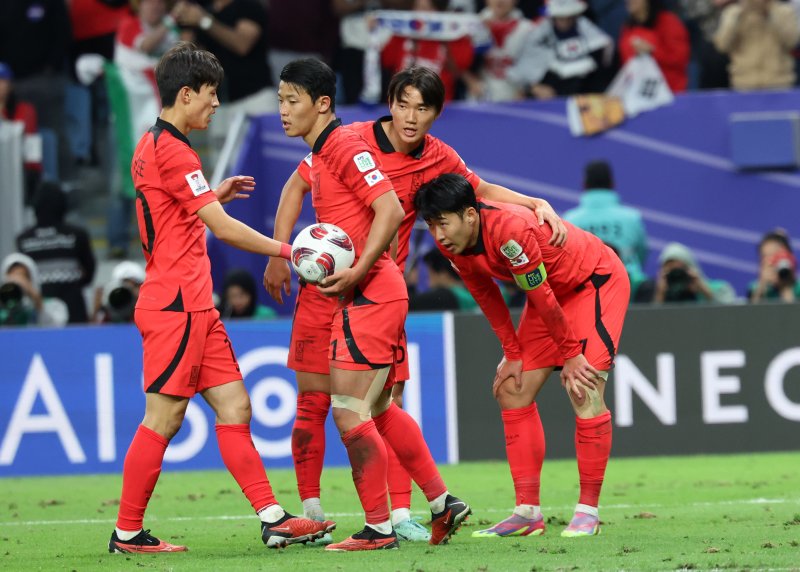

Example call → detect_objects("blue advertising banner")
0 314 456 477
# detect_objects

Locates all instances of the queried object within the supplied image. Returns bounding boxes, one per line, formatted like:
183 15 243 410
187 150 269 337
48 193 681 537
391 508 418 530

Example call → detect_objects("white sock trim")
391 507 411 525
513 504 541 519
302 497 323 519
366 519 393 535
115 527 142 541
258 503 286 523
429 491 448 514
575 503 598 518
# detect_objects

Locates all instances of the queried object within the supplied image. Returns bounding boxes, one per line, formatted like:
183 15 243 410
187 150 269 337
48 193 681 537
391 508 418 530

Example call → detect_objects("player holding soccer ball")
415 173 630 539
265 66 567 544
274 58 473 551
107 43 334 555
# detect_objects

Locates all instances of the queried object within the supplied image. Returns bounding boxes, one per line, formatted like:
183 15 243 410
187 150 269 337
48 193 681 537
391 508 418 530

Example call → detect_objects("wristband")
279 242 292 260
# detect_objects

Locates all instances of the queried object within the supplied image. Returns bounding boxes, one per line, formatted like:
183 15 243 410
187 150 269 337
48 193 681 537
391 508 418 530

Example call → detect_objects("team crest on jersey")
364 170 385 187
500 240 523 259
185 170 210 196
303 153 312 167
353 151 376 173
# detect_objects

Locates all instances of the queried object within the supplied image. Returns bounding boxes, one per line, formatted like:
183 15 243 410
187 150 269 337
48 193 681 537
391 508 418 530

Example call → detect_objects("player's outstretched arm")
317 191 404 296
475 181 567 246
264 170 310 303
197 201 291 259
214 175 255 204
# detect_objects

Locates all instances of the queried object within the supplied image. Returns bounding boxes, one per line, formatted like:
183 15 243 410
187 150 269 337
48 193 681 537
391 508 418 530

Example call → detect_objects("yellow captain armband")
513 262 547 291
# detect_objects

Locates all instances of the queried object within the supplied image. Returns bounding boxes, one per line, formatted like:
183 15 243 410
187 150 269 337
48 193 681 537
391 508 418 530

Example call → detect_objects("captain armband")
513 262 547 291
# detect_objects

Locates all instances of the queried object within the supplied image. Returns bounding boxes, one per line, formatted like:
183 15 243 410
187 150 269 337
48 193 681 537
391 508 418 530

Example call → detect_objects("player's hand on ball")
561 354 600 399
317 266 363 297
492 357 523 398
264 257 292 303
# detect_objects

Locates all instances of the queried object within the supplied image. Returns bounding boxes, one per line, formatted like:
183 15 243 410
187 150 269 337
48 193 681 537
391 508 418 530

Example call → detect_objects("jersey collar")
312 118 342 153
155 118 191 148
373 116 425 159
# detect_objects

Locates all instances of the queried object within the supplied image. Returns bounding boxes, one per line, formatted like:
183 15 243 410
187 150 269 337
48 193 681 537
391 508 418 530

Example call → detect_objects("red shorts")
517 248 630 372
287 283 337 375
387 329 410 384
135 307 241 398
329 299 408 388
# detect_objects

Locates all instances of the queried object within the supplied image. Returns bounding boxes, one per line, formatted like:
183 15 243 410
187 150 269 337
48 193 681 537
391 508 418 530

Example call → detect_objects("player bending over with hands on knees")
264 65 566 544
414 173 630 539
108 42 334 555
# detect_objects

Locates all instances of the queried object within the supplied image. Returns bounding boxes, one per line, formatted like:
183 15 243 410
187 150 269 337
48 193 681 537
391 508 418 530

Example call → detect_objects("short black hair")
584 160 613 189
280 57 337 112
414 173 478 222
156 42 224 108
760 228 792 252
387 66 445 115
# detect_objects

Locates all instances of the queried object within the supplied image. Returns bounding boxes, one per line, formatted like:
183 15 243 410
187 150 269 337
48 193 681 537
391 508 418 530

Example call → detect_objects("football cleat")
394 517 432 542
561 512 601 537
429 495 471 545
108 529 188 553
472 513 545 538
261 513 336 548
325 526 399 551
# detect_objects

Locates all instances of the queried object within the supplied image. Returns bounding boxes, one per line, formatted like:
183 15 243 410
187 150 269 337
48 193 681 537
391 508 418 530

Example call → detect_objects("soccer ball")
291 223 356 284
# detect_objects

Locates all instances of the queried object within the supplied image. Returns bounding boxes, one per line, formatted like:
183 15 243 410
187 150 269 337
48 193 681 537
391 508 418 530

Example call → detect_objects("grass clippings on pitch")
1 452 799 571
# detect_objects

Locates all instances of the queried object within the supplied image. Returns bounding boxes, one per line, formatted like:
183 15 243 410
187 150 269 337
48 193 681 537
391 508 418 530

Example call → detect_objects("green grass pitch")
1 452 798 571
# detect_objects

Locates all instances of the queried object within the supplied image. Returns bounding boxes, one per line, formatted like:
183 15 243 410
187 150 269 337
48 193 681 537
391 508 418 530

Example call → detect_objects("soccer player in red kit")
107 43 334 554
414 173 630 539
277 58 471 551
265 67 566 543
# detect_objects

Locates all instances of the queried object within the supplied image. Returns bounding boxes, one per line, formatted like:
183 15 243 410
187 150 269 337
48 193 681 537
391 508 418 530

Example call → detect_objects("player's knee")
216 395 252 425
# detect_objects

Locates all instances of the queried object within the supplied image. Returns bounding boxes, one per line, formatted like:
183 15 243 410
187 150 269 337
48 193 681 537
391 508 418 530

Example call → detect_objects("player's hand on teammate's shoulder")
560 354 600 399
492 357 523 397
214 175 256 204
264 258 292 304
531 198 568 247
317 267 364 297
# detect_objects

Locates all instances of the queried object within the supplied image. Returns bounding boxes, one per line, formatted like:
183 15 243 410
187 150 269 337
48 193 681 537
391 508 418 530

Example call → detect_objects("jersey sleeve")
453 258 522 361
337 138 394 208
158 142 218 215
297 153 312 185
493 218 582 360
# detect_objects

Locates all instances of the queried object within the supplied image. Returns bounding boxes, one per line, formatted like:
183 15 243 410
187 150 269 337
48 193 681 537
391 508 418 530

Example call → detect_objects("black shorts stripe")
146 313 192 394
136 189 156 254
342 307 388 369
590 273 616 366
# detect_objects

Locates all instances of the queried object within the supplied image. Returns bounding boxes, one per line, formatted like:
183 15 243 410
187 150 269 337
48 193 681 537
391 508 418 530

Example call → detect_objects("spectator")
407 248 478 312
217 268 277 320
619 0 690 93
678 0 733 89
0 253 68 327
563 160 649 299
462 0 540 102
523 0 615 99
652 242 736 304
381 0 475 102
714 0 800 91
93 260 145 323
749 229 800 303
333 0 413 105
16 181 97 323
0 61 42 202
0 0 72 178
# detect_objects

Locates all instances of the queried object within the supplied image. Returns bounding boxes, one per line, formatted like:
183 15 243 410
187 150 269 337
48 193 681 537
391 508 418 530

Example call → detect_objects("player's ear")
316 95 332 114
464 207 477 225
179 86 192 106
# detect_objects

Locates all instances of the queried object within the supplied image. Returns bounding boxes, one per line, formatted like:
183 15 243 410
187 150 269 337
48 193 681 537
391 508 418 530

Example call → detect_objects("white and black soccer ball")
291 223 356 284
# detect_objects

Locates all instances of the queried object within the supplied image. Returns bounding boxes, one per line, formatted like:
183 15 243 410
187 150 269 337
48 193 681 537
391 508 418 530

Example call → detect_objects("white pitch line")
1 497 796 528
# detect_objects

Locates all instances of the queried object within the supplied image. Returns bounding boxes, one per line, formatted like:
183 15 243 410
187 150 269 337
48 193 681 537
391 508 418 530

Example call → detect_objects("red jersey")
307 119 407 303
298 117 482 271
442 200 608 360
619 12 690 93
132 118 218 311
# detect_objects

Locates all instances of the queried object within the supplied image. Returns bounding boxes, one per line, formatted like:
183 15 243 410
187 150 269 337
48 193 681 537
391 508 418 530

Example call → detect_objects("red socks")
575 411 613 507
373 404 446 502
342 420 389 524
292 391 331 501
216 424 277 513
501 403 545 506
116 424 168 531
386 442 412 511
